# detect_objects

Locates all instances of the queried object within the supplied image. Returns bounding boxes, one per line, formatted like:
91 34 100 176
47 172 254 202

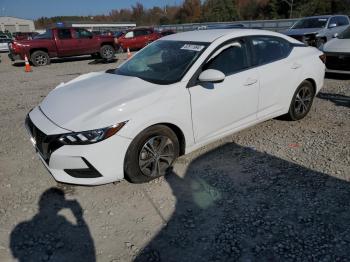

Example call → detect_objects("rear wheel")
100 45 115 60
124 125 180 183
286 80 315 121
31 50 50 66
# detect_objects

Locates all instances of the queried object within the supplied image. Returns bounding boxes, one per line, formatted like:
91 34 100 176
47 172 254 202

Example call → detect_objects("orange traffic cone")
127 47 132 59
24 55 32 72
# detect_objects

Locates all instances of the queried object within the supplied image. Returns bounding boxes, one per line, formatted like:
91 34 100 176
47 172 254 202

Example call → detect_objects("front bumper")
8 51 21 61
25 108 132 185
325 52 350 74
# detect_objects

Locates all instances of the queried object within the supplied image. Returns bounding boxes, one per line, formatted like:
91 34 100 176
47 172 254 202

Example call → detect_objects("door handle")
291 63 302 69
244 78 258 86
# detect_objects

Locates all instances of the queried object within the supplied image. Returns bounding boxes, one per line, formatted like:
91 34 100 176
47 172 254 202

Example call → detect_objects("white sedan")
26 29 325 185
322 26 350 74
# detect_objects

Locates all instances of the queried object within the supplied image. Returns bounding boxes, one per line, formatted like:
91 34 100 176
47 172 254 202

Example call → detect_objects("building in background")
0 16 35 32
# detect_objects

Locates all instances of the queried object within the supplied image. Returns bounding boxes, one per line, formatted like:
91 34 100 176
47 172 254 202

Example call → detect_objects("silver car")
0 38 11 52
284 15 350 47
322 27 350 74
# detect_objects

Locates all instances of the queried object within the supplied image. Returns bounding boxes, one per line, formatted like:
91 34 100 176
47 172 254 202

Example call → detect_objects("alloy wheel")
138 136 175 177
294 85 313 116
35 55 47 66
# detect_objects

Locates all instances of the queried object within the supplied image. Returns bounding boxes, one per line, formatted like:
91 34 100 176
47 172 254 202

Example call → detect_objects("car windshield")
292 18 328 29
338 27 350 39
115 40 208 84
34 29 52 39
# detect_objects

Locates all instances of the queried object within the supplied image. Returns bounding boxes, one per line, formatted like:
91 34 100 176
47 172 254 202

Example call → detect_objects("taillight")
319 54 326 64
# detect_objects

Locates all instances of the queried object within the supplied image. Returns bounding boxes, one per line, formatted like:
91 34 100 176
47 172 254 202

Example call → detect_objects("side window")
75 28 92 39
124 31 134 38
57 29 72 40
329 17 339 27
336 17 349 26
203 40 249 75
251 36 291 65
134 30 147 37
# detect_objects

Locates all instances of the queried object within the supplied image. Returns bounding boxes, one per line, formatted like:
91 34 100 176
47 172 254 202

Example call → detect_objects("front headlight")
59 122 127 145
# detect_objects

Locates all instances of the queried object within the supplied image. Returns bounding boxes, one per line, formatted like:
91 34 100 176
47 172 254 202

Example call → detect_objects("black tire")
100 45 115 60
30 50 50 66
124 125 180 183
286 80 315 121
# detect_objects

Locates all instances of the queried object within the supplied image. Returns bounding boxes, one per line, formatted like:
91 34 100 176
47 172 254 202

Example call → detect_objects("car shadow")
317 92 350 108
10 188 96 262
136 143 350 261
11 56 118 67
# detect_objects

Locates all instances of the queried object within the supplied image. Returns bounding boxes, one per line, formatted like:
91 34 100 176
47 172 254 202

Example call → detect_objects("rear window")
250 36 292 65
34 30 52 40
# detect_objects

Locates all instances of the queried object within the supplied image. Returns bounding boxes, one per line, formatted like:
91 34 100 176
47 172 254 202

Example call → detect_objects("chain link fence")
156 18 299 32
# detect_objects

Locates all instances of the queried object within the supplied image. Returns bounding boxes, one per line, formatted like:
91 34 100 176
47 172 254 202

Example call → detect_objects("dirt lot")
0 52 349 262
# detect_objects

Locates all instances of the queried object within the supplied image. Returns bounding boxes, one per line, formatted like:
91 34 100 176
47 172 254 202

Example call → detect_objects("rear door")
74 28 98 54
55 28 78 56
248 36 301 118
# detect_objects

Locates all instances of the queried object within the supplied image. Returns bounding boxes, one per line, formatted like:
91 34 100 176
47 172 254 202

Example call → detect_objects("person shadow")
10 188 95 262
136 142 350 262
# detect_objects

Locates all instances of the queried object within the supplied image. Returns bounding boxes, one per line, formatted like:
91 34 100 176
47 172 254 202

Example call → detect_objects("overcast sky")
0 0 181 19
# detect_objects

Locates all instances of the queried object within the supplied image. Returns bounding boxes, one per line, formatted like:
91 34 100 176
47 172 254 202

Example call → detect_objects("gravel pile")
0 54 349 261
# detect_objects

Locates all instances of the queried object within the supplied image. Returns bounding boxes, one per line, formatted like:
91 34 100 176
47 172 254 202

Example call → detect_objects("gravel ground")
0 52 349 262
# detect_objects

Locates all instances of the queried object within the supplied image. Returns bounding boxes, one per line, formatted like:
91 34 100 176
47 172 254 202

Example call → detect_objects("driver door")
189 38 259 143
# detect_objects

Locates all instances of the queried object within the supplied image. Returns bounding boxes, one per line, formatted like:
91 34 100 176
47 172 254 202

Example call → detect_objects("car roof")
161 29 297 43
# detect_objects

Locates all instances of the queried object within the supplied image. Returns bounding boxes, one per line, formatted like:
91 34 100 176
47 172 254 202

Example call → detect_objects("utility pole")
282 0 294 18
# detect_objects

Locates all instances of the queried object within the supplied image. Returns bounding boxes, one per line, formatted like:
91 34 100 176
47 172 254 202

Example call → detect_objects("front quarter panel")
117 82 195 149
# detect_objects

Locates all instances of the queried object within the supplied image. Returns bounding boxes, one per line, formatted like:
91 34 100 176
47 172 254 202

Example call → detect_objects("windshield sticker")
318 19 328 21
181 44 205 52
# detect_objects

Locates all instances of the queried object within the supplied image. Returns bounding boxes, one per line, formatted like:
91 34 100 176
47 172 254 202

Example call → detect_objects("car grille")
25 115 63 164
326 53 350 71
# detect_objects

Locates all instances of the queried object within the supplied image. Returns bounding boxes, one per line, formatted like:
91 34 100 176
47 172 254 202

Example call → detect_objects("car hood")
40 71 164 132
284 28 322 36
323 38 350 53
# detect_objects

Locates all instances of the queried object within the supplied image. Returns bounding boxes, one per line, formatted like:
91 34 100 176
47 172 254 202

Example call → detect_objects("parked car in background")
0 38 12 52
159 30 176 37
322 26 350 74
115 27 161 52
8 27 117 66
284 15 350 47
198 23 246 30
25 29 325 185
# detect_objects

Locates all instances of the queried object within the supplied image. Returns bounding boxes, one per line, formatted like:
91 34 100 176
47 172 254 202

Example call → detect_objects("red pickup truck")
9 27 117 66
115 27 161 52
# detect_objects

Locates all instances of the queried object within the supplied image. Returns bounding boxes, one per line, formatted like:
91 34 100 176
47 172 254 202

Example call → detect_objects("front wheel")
100 45 115 60
124 125 180 183
286 80 315 121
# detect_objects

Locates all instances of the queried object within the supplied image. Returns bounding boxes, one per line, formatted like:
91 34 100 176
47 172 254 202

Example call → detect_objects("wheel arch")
131 122 186 157
100 42 115 48
304 78 317 94
30 48 49 55
158 122 186 156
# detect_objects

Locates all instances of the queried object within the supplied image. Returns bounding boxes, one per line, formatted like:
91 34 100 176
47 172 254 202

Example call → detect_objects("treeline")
35 0 350 28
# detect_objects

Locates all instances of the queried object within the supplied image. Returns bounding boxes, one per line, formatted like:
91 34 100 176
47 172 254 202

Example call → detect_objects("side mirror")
333 33 339 38
198 69 225 83
328 23 337 28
